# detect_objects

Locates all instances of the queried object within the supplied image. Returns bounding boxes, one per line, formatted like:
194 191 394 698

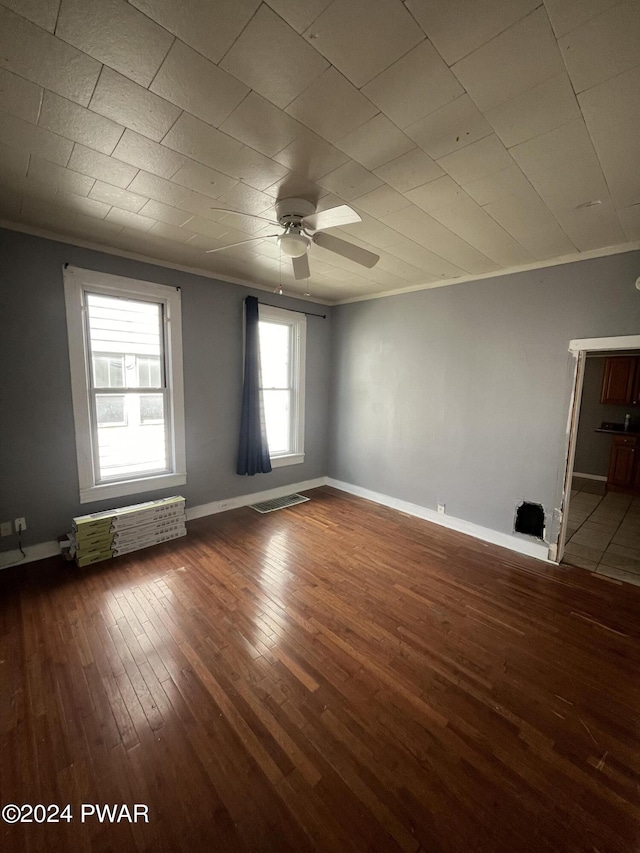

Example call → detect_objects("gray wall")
0 228 332 550
329 251 640 542
573 356 635 477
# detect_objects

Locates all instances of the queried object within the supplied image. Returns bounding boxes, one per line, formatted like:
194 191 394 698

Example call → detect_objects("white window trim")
64 265 186 504
258 304 306 468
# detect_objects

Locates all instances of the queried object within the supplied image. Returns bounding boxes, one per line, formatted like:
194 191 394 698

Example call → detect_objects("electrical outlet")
437 502 446 514
1 521 12 537
15 517 26 532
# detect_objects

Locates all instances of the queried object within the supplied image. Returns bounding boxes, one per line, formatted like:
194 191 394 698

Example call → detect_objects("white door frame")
554 334 640 563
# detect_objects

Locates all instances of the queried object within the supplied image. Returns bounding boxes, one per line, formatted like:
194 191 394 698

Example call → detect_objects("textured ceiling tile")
137 199 193 227
617 204 640 241
381 205 499 274
150 40 249 128
509 118 594 175
264 170 325 203
558 1 640 93
362 41 463 130
406 175 470 212
27 156 95 196
264 0 333 33
148 221 197 244
335 114 414 171
88 180 149 212
485 73 581 148
463 165 537 206
384 237 466 278
56 0 173 87
430 196 534 266
39 90 124 155
406 95 492 160
0 0 60 32
0 6 101 106
525 154 610 211
578 65 640 135
162 112 242 172
543 0 617 38
484 192 576 258
285 67 378 144
437 135 514 185
171 161 238 201
587 126 640 209
0 185 23 219
552 200 626 251
56 190 111 219
354 184 412 218
273 130 349 181
89 68 181 142
374 148 444 193
406 0 540 65
302 0 424 88
127 171 191 206
317 160 383 201
0 142 29 178
105 207 156 231
112 129 185 179
220 92 305 158
220 4 329 109
69 144 138 188
0 112 73 166
214 183 274 216
452 8 564 112
0 67 43 124
128 0 260 64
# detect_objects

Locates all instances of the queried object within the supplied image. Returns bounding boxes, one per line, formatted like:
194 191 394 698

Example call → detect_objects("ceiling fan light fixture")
278 232 308 258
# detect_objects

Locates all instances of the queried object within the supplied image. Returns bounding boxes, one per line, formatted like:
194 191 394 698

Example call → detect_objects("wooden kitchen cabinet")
607 435 636 490
601 356 637 405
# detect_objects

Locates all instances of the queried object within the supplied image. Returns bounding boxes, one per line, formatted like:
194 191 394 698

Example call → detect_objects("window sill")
270 453 305 469
80 472 187 504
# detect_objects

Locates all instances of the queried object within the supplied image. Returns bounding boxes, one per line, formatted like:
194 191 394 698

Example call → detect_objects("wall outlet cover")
437 503 446 514
1 521 12 537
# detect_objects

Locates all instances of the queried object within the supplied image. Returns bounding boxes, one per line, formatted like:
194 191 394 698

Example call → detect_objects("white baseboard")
185 477 328 520
1 475 553 570
327 478 552 562
0 540 61 570
572 472 607 482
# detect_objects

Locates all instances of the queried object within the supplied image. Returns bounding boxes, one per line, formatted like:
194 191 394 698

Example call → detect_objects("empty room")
1 1 640 851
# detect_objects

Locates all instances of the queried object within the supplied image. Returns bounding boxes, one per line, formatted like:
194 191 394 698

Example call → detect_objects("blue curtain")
237 296 272 475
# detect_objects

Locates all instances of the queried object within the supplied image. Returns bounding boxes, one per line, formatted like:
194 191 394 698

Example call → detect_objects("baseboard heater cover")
250 494 309 514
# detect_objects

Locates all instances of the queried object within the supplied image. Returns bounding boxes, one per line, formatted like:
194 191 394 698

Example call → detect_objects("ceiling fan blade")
205 234 279 253
208 208 280 227
313 231 379 268
302 204 361 232
292 253 310 280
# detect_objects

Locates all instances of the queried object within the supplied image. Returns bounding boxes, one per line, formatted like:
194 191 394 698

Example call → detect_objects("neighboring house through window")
258 304 306 467
64 266 186 503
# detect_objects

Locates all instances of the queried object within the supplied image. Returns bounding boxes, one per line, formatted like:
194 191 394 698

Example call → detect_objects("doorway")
556 335 640 585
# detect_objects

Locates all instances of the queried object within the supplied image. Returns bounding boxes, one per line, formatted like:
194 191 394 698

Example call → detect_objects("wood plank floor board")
1 486 640 851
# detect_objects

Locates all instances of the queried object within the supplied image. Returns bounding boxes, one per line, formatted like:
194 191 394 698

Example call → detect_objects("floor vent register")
250 494 309 514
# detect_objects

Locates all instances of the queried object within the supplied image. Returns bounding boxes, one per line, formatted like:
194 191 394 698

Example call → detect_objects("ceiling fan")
204 197 380 280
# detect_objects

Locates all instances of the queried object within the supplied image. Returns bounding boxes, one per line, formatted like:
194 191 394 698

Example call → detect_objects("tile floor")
562 476 640 586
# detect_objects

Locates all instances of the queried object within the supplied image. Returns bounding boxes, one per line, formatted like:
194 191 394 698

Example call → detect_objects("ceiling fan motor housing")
275 197 316 229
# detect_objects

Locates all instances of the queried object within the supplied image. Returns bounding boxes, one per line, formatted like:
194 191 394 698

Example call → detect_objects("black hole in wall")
514 502 545 539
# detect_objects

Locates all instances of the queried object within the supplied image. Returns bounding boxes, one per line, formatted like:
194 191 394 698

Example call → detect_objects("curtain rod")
258 300 326 319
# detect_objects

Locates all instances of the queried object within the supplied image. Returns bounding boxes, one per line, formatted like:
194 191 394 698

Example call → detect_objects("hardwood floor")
1 486 640 853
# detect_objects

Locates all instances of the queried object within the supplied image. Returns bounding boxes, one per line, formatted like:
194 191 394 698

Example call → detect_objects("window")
64 266 186 503
258 305 306 467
